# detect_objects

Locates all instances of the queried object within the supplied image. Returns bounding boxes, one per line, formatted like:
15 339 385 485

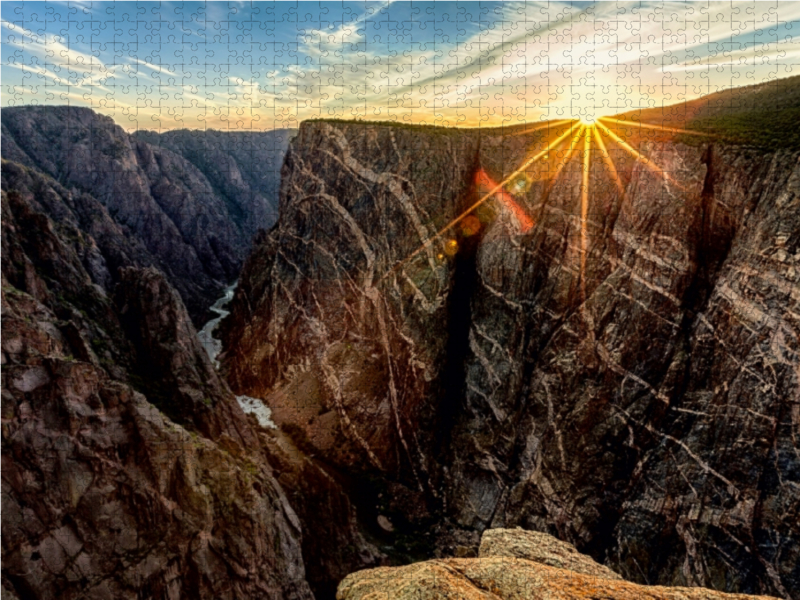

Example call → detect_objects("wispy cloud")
3 1 799 129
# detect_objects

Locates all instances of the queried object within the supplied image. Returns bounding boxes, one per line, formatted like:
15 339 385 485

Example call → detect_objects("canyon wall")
222 120 800 598
133 128 292 240
1 187 315 599
2 106 293 323
1 108 381 600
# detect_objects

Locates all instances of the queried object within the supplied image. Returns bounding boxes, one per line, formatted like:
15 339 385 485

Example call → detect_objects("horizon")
6 67 800 136
3 1 800 132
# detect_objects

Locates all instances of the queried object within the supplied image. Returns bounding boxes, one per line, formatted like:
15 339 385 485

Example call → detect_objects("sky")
2 1 800 131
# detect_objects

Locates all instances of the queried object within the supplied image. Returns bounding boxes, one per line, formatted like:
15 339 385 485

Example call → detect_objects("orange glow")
475 169 534 234
596 122 680 188
444 239 459 256
461 215 482 237
599 116 714 138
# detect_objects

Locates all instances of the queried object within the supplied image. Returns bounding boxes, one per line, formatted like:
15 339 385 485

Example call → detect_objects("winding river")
198 282 237 366
198 282 276 429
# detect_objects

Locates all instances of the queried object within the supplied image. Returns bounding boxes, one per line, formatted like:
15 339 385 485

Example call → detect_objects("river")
198 281 237 366
198 282 277 429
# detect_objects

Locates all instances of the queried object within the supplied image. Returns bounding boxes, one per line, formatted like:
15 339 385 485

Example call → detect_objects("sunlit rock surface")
479 528 622 580
222 119 800 597
337 529 777 600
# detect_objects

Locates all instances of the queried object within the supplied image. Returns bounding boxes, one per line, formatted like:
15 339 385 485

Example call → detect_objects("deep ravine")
198 282 279 429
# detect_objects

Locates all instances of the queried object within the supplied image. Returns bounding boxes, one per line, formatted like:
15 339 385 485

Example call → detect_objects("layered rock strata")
222 119 800 598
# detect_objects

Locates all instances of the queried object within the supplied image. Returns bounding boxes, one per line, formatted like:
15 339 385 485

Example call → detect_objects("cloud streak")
2 1 799 129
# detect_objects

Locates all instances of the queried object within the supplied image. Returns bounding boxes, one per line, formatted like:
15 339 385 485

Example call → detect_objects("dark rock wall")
222 120 800 598
133 128 293 238
2 106 295 323
1 188 315 600
222 122 482 483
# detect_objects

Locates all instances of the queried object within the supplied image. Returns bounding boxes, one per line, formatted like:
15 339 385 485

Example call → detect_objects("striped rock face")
222 119 800 598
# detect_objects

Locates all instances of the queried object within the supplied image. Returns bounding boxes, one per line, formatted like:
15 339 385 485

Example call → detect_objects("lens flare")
476 169 534 234
380 121 582 282
460 215 482 237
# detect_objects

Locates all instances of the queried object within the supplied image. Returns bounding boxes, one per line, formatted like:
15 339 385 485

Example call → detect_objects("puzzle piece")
2 3 800 598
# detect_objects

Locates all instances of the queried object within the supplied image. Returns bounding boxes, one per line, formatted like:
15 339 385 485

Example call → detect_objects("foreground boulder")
337 557 778 600
337 530 777 600
479 528 622 581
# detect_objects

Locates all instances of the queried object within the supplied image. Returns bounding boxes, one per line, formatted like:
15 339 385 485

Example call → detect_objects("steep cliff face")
1 188 315 599
221 120 800 598
451 141 800 597
221 121 482 482
133 128 294 237
1 106 293 323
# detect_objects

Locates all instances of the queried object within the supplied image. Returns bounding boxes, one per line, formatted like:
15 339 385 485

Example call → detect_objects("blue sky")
3 1 800 130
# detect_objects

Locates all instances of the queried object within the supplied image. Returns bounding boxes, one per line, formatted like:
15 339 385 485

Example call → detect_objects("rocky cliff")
133 128 293 240
1 106 294 323
221 117 800 598
1 186 317 599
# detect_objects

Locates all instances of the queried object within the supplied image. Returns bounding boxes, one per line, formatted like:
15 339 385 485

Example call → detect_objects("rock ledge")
337 529 778 600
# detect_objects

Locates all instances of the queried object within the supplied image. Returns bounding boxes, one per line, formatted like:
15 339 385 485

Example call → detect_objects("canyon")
221 92 800 596
1 106 292 324
2 78 799 600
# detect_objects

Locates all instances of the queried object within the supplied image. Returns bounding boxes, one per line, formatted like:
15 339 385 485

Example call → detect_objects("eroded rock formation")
133 128 293 239
1 188 315 599
1 106 294 323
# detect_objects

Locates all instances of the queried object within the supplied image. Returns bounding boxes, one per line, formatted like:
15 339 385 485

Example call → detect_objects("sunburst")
379 120 583 282
380 113 717 286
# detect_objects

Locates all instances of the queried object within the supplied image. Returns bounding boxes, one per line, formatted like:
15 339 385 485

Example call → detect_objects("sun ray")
580 126 592 300
510 118 576 138
379 122 585 283
599 116 716 138
593 123 625 197
596 122 682 189
539 120 586 204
